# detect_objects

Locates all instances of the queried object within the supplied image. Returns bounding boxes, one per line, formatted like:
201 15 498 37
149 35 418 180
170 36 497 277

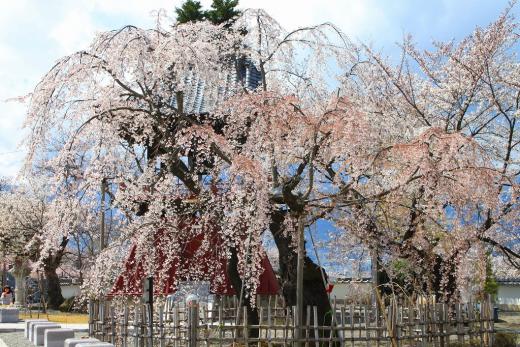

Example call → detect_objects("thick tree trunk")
227 247 259 337
270 209 332 327
43 262 64 310
41 236 68 310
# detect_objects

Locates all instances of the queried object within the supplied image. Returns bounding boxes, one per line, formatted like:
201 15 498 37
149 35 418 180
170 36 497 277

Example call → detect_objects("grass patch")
20 311 88 324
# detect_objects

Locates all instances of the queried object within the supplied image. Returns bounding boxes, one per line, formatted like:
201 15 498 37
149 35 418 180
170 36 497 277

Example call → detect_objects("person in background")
1 286 13 305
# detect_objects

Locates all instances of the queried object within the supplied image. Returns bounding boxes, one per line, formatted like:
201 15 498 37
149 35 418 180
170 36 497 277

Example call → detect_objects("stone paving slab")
0 331 89 347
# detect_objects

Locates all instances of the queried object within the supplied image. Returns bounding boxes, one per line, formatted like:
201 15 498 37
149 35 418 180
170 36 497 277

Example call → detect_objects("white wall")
497 284 520 311
497 285 520 305
330 282 349 299
330 282 372 303
61 284 80 299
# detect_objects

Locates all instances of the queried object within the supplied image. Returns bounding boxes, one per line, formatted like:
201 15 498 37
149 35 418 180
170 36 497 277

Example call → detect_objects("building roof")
497 278 520 286
59 277 82 286
333 277 372 284
173 58 261 114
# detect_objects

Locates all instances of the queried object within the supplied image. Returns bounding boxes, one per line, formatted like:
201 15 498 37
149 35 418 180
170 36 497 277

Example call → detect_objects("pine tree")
205 0 240 25
484 254 498 299
175 0 205 24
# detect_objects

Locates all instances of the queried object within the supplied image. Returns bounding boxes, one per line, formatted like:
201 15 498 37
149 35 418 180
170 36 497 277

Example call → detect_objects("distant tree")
205 0 240 25
175 0 205 23
484 255 499 299
0 179 66 309
176 0 240 25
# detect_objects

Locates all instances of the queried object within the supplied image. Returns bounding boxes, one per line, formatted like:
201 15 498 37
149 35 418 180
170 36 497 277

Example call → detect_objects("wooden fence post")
439 303 445 347
488 295 494 347
140 305 146 347
388 300 398 347
419 304 426 347
479 300 488 346
284 307 290 345
123 304 128 347
259 306 265 342
133 305 140 347
174 305 179 347
292 305 298 346
313 306 319 347
159 305 165 347
468 302 474 342
218 303 223 347
188 302 199 347
396 304 402 347
456 304 463 345
305 305 310 347
267 305 273 346
375 304 381 347
99 300 105 342
243 306 249 346
88 299 94 337
110 306 115 345
329 301 336 346
349 304 354 347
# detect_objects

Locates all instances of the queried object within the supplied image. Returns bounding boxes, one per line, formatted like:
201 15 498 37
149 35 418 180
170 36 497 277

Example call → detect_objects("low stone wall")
497 303 520 312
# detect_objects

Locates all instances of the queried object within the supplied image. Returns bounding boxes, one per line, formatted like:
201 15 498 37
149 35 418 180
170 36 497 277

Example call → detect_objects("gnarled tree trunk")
43 262 64 310
41 236 68 310
270 209 332 326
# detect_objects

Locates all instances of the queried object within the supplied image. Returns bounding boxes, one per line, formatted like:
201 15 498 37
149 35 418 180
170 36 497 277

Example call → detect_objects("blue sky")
0 0 517 177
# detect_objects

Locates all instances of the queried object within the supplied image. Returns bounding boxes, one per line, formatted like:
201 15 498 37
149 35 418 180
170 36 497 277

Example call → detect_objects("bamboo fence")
88 295 495 347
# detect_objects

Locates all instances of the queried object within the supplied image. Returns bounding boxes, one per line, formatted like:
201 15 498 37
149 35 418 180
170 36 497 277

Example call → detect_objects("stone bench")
24 319 48 338
23 318 47 339
33 323 60 346
44 328 74 347
29 322 58 342
0 307 19 322
64 338 101 347
75 343 114 347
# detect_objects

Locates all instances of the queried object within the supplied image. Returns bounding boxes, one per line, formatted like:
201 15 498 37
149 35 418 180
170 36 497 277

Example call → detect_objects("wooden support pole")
296 214 305 347
99 178 106 251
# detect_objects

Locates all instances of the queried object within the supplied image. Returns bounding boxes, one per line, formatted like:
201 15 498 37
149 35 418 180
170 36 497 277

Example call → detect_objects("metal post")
296 214 305 346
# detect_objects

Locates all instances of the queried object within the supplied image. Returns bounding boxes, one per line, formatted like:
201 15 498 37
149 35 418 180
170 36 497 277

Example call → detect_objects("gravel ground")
496 311 520 333
0 331 89 347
